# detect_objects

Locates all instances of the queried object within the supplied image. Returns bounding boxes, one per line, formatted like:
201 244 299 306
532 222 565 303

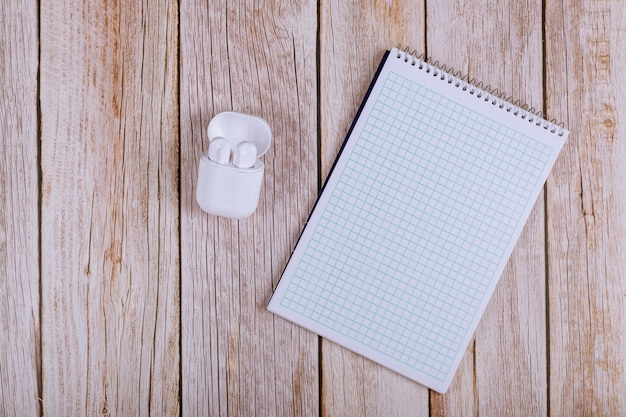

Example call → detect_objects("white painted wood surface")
0 1 40 416
1 0 625 415
39 1 180 415
546 0 626 415
179 0 319 415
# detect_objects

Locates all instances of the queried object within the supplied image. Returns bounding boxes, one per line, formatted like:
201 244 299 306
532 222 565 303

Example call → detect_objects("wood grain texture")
319 1 429 416
0 1 41 415
427 1 547 414
320 0 427 174
39 1 180 415
0 0 625 415
546 0 626 415
180 0 319 415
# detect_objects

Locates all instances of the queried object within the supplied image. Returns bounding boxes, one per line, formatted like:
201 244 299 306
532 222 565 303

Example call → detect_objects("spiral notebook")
268 47 568 393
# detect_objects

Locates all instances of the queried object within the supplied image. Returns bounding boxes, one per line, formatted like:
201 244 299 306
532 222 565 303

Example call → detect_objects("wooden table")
2 0 624 415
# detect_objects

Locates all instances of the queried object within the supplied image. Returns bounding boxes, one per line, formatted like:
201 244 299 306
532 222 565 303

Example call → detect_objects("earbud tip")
233 141 257 169
208 137 231 165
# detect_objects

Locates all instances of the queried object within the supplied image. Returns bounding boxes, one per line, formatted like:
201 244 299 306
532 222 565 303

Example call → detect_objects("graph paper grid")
269 49 567 392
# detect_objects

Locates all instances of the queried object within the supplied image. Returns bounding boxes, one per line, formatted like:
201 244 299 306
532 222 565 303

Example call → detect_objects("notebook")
268 47 568 393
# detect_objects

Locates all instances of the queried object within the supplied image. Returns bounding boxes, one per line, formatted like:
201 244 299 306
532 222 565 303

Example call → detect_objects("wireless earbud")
196 112 272 219
233 141 257 169
208 137 231 165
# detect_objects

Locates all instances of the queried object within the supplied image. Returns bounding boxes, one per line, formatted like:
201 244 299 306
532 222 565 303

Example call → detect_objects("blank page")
268 48 568 393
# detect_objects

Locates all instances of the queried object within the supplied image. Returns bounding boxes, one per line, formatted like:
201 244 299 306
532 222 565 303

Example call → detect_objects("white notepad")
268 48 568 393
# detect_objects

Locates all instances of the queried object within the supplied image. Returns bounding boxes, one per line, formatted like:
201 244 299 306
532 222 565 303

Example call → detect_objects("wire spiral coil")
395 47 566 136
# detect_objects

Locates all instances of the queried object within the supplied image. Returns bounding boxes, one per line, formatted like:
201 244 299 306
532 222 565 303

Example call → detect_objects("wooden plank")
319 2 429 415
0 1 41 415
546 0 626 414
39 1 180 415
179 0 319 415
427 0 547 414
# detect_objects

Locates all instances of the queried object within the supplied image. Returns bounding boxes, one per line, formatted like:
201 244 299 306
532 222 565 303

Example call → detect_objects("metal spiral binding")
395 47 566 136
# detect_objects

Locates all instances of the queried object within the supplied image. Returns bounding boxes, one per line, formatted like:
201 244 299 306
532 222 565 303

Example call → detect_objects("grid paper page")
269 49 567 393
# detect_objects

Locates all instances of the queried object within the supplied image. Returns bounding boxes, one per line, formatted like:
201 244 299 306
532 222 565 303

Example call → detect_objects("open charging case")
196 112 272 218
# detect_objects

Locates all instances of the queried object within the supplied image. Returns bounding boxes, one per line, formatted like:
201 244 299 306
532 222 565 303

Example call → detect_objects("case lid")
207 111 272 156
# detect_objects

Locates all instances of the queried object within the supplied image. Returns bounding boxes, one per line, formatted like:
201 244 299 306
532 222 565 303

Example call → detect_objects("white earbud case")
196 112 272 218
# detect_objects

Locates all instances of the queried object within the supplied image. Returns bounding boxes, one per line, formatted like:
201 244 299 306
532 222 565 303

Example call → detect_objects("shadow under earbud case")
196 111 272 219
